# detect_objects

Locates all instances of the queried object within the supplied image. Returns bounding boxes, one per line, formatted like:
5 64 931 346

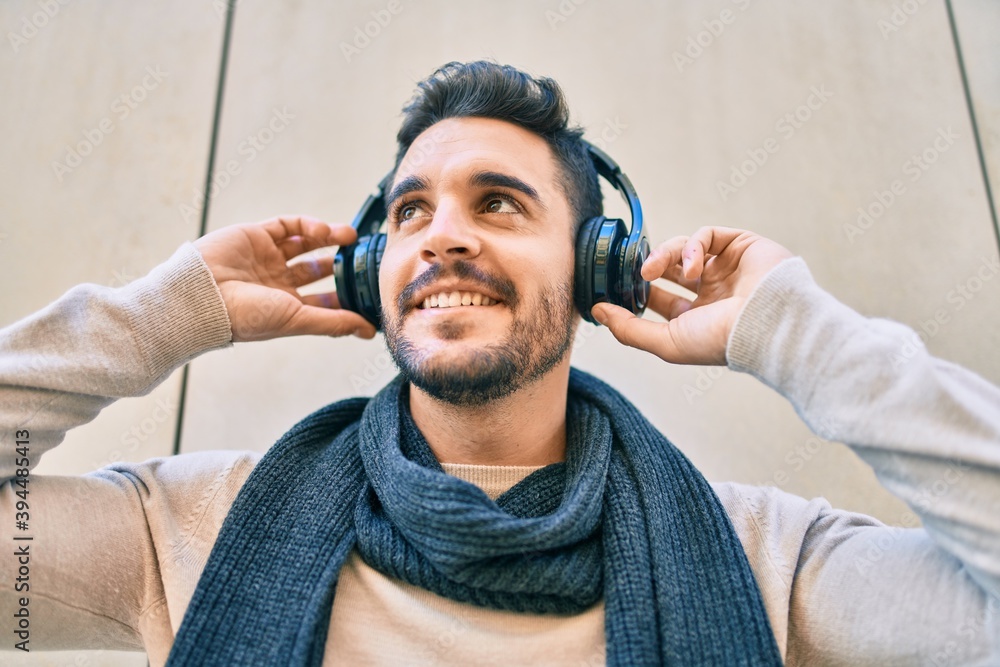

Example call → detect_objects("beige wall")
1 2 223 665
1 1 997 664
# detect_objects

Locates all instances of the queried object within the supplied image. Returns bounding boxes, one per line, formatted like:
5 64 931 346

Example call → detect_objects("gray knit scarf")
166 368 782 666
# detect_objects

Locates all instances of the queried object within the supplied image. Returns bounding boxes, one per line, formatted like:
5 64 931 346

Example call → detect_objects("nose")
419 199 481 264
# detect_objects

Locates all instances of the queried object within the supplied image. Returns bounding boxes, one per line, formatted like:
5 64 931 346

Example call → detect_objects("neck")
408 360 571 466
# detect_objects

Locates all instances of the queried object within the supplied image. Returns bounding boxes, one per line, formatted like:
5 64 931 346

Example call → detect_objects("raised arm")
596 227 1000 663
0 216 373 653
0 216 374 480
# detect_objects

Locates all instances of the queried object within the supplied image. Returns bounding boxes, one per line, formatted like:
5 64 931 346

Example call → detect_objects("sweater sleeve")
726 257 1000 665
0 242 233 481
0 243 234 651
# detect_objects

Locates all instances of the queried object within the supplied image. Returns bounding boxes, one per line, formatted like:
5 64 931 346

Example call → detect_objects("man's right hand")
193 216 378 342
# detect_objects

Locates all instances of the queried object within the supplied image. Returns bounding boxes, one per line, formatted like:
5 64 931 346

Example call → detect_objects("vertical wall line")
171 0 238 458
945 0 1000 253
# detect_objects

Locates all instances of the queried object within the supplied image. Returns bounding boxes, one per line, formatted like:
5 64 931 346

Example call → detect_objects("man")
2 61 998 666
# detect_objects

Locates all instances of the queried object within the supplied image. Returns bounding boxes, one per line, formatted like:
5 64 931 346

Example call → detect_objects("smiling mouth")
419 291 502 309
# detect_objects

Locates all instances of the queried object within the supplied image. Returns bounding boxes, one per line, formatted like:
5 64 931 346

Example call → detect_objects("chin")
382 283 577 407
400 345 523 407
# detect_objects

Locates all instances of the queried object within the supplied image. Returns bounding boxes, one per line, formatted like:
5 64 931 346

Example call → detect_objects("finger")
284 306 378 339
277 227 360 264
259 215 326 243
261 215 359 251
592 302 683 363
647 284 694 321
277 223 358 260
301 291 343 309
641 236 687 282
682 226 748 280
657 265 701 293
287 255 335 287
271 224 358 263
642 238 704 293
277 236 319 262
325 223 360 247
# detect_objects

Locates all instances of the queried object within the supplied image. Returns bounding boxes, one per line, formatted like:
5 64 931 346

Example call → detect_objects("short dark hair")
393 61 603 231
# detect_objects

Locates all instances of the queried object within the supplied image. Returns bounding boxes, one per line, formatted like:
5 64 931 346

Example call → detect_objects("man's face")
379 117 579 406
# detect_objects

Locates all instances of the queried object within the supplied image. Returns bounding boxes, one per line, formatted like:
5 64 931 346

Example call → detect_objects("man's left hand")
592 226 793 365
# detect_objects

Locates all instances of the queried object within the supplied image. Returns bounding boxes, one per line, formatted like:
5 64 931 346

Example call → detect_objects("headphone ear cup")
334 242 360 315
617 233 651 317
334 233 386 330
365 233 386 330
574 216 627 324
574 217 603 322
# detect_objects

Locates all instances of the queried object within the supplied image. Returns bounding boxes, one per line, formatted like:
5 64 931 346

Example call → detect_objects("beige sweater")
1 244 999 666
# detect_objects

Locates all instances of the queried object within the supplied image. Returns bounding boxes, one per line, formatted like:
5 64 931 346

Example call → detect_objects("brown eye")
484 196 517 214
400 204 417 220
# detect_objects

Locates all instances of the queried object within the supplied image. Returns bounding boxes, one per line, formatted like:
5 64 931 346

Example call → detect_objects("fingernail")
592 306 607 325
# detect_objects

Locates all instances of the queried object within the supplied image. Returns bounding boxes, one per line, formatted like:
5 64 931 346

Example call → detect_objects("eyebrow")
384 170 547 213
385 175 430 212
469 171 546 210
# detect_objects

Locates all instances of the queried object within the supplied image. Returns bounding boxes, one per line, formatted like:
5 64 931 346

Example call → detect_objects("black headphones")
334 142 650 330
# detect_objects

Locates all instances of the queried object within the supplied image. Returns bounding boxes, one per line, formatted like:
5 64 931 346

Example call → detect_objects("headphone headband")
585 143 643 241
350 172 394 238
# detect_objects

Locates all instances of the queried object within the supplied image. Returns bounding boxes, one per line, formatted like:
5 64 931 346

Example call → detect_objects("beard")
382 261 577 407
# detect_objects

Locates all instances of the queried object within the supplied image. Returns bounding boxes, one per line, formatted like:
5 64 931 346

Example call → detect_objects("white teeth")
420 290 499 309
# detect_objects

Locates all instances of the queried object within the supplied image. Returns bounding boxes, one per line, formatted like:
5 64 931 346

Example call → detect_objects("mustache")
397 261 519 314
